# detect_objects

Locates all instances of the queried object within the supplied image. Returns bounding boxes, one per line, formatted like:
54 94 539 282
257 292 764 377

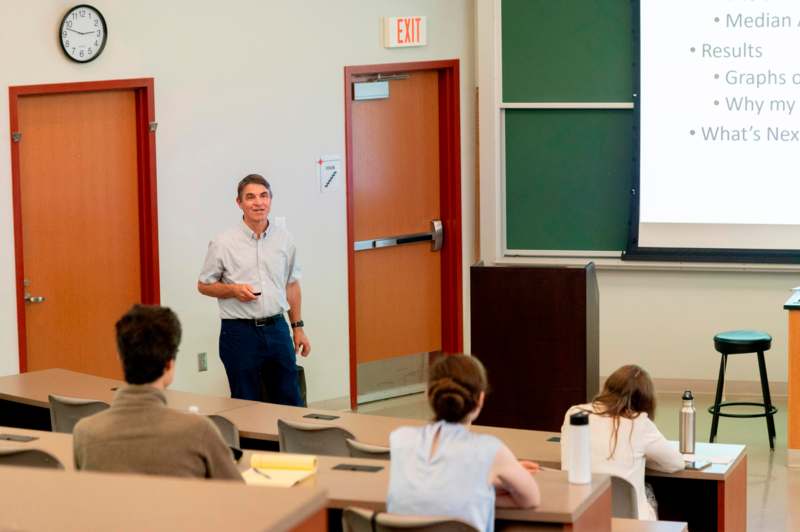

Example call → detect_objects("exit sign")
383 16 427 48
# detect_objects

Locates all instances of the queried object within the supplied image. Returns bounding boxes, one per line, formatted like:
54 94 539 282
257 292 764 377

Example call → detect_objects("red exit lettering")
396 17 422 44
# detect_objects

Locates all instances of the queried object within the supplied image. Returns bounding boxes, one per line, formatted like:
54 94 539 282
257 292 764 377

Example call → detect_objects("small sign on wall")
317 155 341 193
383 16 427 48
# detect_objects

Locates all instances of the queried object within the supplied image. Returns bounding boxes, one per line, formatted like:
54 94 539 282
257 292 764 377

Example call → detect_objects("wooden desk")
242 452 611 531
646 442 746 532
220 402 563 463
0 368 252 430
0 465 326 531
0 426 74 468
0 426 608 531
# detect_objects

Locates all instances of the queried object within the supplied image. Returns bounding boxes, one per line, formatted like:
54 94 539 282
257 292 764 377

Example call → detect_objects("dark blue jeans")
219 318 302 406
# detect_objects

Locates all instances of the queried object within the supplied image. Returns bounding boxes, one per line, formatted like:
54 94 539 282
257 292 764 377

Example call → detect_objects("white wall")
0 0 476 401
476 0 795 386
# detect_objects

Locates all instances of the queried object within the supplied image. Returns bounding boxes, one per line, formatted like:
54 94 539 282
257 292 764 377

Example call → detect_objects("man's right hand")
232 284 258 302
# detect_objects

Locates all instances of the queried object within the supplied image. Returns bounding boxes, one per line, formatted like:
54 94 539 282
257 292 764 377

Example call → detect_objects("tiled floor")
356 390 797 531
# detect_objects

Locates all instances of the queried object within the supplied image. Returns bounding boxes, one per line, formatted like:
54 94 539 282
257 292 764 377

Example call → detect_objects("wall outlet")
197 352 208 372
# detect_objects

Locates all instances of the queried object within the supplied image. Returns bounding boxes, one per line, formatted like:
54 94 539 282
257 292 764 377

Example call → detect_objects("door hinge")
149 122 158 132
11 132 21 143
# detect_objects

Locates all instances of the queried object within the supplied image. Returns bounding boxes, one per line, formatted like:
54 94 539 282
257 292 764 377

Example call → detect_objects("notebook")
242 452 318 488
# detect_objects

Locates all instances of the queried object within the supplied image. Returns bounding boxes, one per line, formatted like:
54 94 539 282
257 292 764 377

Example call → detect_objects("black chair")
708 330 777 450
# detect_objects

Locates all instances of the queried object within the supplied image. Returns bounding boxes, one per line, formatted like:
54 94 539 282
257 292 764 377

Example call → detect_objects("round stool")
709 330 777 450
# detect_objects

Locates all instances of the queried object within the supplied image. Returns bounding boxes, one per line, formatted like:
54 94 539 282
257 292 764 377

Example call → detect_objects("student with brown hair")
73 305 242 481
388 354 540 532
560 364 683 520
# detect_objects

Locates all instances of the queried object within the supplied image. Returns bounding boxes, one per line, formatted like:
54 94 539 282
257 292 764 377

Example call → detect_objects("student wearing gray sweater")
73 305 242 481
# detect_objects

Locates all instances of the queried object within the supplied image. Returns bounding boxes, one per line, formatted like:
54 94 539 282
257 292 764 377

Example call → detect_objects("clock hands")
65 27 96 35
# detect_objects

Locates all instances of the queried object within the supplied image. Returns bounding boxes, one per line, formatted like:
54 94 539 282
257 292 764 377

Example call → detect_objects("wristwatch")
290 320 304 328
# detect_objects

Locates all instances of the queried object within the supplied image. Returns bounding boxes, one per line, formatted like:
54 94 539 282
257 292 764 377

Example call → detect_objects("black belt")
224 314 283 327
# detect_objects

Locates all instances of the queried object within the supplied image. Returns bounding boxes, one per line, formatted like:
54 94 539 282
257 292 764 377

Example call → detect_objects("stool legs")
756 351 777 450
709 354 727 443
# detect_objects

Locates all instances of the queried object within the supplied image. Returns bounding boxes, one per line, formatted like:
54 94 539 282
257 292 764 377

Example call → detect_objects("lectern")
470 263 599 432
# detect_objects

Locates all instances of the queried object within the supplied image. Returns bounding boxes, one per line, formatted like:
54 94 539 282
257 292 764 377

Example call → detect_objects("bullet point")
690 47 696 53
714 100 719 106
690 130 696 136
714 17 720 23
714 73 720 79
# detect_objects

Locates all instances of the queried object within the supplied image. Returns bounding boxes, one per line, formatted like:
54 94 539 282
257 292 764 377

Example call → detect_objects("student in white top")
560 364 684 520
388 355 541 532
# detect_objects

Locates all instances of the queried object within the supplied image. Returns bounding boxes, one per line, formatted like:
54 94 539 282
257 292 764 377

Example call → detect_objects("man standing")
73 305 242 480
198 174 310 406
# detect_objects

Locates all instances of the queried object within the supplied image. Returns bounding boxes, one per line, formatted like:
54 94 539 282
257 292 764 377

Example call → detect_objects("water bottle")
568 411 591 484
679 390 696 455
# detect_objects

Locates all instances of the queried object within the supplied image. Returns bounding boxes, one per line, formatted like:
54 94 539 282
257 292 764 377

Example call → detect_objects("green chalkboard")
505 110 632 252
502 0 633 102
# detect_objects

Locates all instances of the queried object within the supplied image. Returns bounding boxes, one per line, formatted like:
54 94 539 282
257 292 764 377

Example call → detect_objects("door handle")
354 219 444 252
24 294 46 304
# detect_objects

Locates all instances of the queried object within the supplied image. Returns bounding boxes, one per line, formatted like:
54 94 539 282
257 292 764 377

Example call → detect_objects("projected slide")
639 0 800 250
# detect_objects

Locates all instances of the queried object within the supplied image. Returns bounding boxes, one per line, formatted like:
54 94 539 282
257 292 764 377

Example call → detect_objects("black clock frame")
59 4 108 64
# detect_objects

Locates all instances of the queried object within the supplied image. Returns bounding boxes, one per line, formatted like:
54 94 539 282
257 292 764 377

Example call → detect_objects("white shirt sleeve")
198 240 224 284
286 237 301 283
639 416 685 473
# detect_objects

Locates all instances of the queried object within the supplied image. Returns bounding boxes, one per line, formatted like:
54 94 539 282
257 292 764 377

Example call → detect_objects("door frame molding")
344 60 463 408
8 78 160 372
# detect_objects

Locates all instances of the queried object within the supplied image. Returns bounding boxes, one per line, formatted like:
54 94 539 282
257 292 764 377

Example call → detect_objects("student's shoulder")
389 424 422 444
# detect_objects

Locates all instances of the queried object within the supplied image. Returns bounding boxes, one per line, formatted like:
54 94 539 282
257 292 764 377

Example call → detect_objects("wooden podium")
470 263 599 432
785 291 800 466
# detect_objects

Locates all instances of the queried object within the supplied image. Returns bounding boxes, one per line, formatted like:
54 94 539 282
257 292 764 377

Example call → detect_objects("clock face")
60 5 107 63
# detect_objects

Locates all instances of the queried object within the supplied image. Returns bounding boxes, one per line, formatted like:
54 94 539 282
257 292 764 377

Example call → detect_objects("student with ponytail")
560 365 684 520
387 354 540 532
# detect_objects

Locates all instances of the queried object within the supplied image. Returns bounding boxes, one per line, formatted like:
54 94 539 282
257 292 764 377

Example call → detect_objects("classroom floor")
356 391 796 531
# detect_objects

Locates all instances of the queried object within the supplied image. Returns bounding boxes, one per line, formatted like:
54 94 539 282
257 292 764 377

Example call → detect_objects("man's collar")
239 218 270 240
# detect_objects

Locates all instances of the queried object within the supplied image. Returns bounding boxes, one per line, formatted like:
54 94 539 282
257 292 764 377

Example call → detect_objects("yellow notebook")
243 452 318 488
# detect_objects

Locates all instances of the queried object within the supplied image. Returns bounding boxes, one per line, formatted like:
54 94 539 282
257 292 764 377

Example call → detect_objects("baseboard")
627 377 787 398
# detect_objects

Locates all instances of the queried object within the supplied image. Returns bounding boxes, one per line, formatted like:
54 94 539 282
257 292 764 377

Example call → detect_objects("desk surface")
242 451 611 525
0 425 607 528
0 368 251 415
646 441 746 481
0 369 745 483
0 464 325 532
220 402 563 463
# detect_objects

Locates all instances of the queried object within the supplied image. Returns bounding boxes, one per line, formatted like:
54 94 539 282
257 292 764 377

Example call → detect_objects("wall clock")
60 5 107 63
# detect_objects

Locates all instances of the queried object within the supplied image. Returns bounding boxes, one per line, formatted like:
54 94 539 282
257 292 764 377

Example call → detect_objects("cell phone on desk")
685 459 711 470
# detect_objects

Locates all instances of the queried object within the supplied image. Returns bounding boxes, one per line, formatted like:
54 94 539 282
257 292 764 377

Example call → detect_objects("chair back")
48 394 110 433
277 418 354 456
208 414 241 449
0 448 64 469
342 507 478 532
610 475 639 518
342 507 375 532
346 438 390 460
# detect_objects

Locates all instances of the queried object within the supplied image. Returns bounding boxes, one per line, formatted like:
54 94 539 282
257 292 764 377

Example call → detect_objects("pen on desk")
253 468 271 479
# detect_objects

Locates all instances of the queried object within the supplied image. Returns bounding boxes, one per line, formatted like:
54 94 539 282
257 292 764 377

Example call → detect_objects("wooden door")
16 90 141 378
352 71 442 365
347 61 465 405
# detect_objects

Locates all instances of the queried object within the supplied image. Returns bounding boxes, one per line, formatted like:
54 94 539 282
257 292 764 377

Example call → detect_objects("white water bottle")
568 411 591 484
679 390 696 455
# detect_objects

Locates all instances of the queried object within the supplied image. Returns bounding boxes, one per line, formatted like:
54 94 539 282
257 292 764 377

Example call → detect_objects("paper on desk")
243 467 315 487
681 453 731 465
243 452 318 487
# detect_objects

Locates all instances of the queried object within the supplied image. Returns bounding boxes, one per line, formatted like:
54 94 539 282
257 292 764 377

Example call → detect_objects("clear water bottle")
568 411 591 484
679 390 696 455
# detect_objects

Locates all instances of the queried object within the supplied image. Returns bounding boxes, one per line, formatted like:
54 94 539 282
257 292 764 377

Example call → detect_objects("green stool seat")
714 330 772 354
709 329 776 450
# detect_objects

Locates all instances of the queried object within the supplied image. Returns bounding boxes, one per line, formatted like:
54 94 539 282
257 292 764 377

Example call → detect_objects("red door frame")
8 78 160 372
344 60 463 408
